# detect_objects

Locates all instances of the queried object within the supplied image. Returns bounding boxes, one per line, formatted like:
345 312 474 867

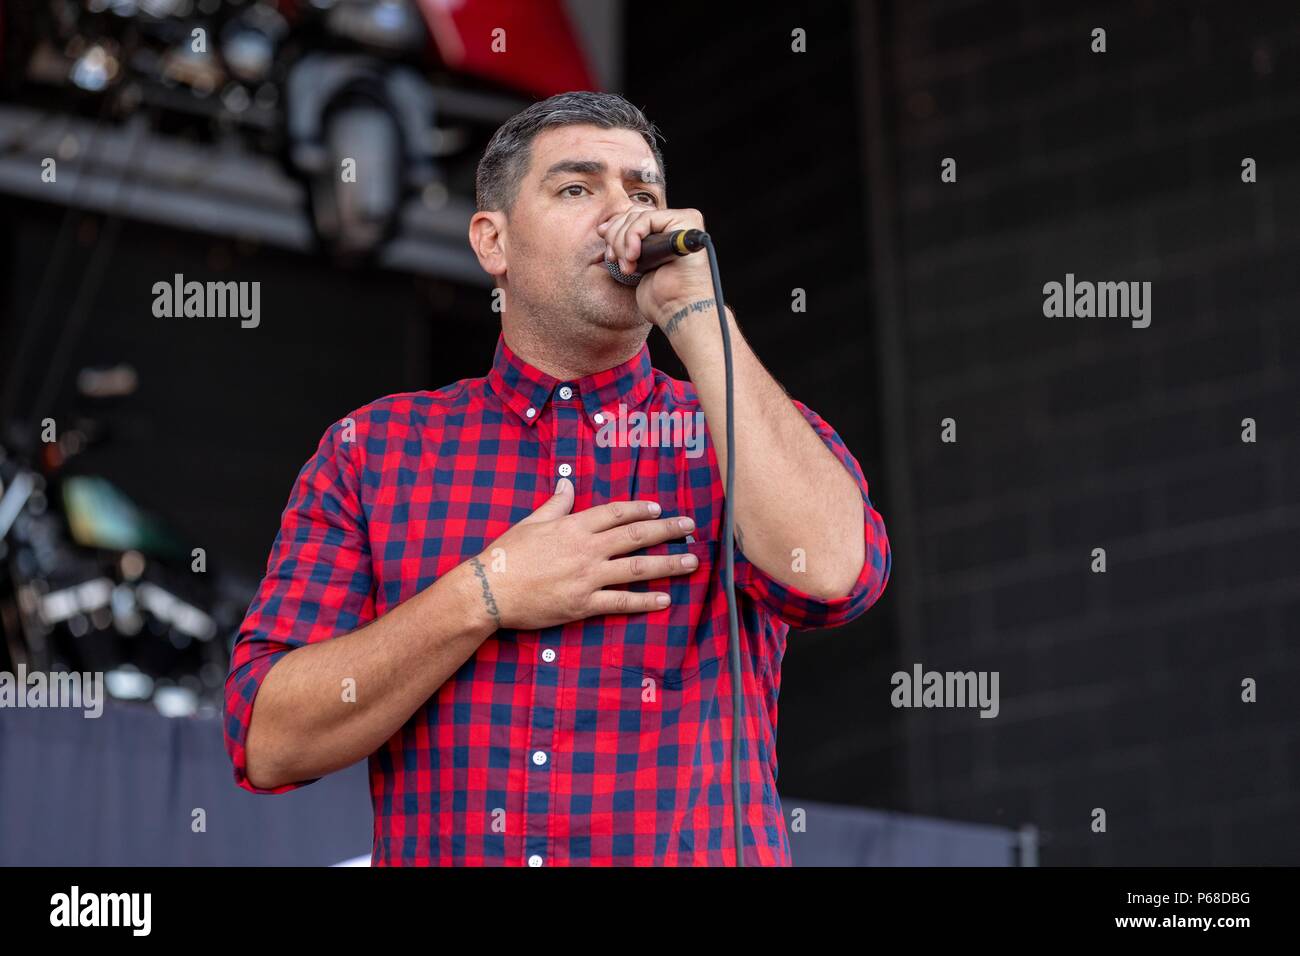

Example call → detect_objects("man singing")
223 91 891 866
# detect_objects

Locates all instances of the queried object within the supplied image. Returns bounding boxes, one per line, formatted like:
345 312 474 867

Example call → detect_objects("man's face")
499 124 666 332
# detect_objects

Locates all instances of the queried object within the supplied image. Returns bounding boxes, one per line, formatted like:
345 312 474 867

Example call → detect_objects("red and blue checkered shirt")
224 331 890 865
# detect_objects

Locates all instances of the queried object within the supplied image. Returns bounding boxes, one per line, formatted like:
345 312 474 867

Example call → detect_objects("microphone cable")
606 230 746 865
699 234 748 867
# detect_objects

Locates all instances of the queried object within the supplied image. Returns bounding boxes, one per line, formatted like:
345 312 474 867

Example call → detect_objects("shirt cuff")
736 489 891 631
223 651 322 795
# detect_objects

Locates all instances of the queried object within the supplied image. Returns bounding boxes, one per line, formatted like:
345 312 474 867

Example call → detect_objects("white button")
593 412 605 424
528 855 543 867
525 407 536 418
558 386 573 400
532 750 548 766
558 463 572 477
541 648 556 663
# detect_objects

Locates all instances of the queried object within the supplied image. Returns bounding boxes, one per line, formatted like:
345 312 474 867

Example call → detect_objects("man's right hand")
461 477 698 632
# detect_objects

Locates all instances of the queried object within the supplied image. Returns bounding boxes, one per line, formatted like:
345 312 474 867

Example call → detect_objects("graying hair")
475 91 667 213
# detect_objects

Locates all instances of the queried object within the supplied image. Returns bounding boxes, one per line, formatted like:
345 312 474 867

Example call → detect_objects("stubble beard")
522 263 647 338
576 271 645 332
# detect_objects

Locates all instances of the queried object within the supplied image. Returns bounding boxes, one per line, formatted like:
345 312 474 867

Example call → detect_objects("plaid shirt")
224 331 890 866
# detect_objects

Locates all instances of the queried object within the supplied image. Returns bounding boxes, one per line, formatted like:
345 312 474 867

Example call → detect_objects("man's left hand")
597 207 715 334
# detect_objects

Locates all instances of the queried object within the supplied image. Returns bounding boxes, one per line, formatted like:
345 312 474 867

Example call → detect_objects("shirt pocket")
601 536 718 688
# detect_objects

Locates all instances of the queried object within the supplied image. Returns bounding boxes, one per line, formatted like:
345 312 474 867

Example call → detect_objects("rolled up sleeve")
222 413 376 794
735 399 891 631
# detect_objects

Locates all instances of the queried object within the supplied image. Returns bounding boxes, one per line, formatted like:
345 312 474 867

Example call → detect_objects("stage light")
71 45 119 92
153 685 198 717
105 667 154 701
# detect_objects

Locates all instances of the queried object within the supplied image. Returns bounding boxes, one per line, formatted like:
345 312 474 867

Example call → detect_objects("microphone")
604 228 709 286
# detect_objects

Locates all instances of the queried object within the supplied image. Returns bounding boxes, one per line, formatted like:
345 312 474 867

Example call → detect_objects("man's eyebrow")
540 159 603 182
539 159 665 188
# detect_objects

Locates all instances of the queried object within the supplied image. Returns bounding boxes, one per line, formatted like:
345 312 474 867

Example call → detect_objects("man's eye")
636 192 658 204
561 185 588 197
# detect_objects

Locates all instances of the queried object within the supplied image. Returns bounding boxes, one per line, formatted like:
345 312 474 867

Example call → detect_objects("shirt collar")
487 331 655 427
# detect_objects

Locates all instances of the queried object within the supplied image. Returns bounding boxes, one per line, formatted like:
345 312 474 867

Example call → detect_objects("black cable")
0 101 117 426
29 118 148 422
0 114 97 425
700 235 744 866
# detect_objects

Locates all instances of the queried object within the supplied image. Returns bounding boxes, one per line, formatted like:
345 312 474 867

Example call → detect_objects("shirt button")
593 412 605 424
525 407 536 419
558 386 573 400
541 648 556 663
532 750 548 766
528 855 544 867
558 463 572 478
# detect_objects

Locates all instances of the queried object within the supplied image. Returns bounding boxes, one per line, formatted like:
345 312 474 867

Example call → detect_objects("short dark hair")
475 91 667 213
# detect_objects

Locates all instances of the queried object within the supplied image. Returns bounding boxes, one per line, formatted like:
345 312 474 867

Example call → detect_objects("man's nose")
601 191 639 223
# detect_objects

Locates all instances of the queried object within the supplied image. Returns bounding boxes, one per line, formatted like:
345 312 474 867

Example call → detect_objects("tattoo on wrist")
663 298 716 337
468 556 500 626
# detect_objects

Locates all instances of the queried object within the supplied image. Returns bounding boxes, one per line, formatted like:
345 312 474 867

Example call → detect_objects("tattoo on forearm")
663 298 716 337
468 556 500 625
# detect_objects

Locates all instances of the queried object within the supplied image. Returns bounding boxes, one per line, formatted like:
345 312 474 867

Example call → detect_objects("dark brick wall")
888 0 1300 863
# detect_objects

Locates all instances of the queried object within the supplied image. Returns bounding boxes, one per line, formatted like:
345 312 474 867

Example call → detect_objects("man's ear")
468 211 508 282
